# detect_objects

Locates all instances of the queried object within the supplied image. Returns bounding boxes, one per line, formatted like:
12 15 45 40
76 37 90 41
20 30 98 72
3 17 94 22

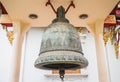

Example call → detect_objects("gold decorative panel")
104 15 116 24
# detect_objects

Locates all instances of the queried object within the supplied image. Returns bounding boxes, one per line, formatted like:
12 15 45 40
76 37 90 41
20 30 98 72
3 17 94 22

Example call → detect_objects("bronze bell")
34 6 88 81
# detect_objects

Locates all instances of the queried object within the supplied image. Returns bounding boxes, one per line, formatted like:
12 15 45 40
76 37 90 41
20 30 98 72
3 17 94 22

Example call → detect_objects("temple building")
0 0 120 82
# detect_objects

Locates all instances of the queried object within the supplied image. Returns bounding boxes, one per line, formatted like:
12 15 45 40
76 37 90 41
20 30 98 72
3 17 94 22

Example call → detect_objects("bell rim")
34 58 88 70
34 51 88 70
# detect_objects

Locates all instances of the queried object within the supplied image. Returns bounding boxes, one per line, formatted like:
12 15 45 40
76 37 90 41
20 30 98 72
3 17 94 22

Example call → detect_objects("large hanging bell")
34 6 88 72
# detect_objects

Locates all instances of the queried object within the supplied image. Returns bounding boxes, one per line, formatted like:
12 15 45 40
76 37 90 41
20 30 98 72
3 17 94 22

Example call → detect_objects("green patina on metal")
34 6 88 72
34 5 88 81
40 22 83 54
52 6 69 23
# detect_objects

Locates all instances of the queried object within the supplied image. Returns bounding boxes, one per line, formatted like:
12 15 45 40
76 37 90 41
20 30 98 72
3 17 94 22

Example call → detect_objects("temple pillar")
10 20 30 82
88 19 110 82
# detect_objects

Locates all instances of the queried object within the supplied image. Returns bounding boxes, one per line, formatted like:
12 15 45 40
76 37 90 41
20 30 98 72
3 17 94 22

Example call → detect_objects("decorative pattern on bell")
34 6 88 70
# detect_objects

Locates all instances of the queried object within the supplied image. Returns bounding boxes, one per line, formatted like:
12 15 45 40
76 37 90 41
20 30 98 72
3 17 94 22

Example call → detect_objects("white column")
88 19 110 82
10 20 30 82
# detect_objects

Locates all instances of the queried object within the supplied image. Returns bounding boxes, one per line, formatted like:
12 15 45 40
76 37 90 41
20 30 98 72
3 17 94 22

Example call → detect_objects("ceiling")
0 0 119 27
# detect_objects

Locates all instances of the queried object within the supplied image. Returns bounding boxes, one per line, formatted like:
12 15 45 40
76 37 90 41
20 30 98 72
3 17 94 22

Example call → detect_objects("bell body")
34 22 88 70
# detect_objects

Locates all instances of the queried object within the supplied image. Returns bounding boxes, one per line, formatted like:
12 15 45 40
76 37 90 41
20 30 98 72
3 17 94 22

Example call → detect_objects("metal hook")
45 0 75 15
65 1 75 14
45 0 57 14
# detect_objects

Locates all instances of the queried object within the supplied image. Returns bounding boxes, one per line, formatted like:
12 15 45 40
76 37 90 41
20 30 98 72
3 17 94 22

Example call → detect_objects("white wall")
20 27 99 82
0 25 13 82
105 40 120 82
